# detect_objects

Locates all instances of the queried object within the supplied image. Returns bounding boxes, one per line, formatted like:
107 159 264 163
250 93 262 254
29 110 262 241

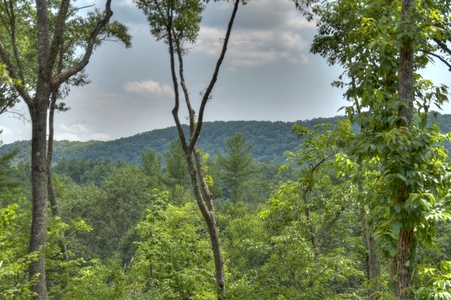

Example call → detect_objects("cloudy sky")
0 0 450 145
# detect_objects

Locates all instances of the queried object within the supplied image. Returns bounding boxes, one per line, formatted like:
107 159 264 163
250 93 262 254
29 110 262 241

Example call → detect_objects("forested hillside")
0 117 344 164
2 114 451 166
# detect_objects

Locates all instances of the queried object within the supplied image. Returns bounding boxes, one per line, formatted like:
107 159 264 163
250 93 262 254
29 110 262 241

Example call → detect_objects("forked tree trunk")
184 148 225 298
165 0 241 297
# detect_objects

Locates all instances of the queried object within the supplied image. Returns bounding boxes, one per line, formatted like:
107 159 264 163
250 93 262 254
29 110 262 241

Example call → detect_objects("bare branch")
0 96 17 115
69 4 95 15
174 41 195 132
421 47 451 71
189 0 241 152
165 1 190 153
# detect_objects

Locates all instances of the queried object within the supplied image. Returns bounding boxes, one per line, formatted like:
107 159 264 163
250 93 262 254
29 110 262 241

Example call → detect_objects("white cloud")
195 27 309 67
123 80 174 97
56 123 111 141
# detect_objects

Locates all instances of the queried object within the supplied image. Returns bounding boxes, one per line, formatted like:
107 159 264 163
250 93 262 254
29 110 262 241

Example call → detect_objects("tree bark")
27 97 50 300
398 37 414 128
360 203 380 299
193 148 225 297
47 90 69 261
182 148 225 298
368 234 380 298
396 0 415 298
398 0 414 128
397 228 414 299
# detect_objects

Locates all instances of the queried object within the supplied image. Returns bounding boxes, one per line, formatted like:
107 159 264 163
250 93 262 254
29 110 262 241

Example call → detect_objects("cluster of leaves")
0 204 37 299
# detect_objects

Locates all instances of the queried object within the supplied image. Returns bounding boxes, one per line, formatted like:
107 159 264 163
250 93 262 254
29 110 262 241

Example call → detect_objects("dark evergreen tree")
216 133 255 203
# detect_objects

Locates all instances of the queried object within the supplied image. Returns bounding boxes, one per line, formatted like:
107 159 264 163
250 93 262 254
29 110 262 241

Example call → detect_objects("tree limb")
54 0 113 87
434 38 451 56
36 0 51 79
4 0 26 86
46 0 71 79
189 0 241 153
421 49 451 71
0 41 33 105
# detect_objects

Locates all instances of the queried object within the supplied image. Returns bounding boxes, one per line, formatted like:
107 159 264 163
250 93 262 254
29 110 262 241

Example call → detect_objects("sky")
0 0 450 145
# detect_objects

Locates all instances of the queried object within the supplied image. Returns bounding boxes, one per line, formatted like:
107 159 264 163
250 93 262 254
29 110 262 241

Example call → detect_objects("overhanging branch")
421 48 451 71
54 0 113 87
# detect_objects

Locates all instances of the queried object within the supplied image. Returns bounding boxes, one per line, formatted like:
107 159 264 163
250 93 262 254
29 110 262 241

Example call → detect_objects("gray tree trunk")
360 203 380 299
47 91 69 261
28 94 50 300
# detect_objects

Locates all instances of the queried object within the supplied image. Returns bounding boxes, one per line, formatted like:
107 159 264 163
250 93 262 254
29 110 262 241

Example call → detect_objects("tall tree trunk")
184 157 225 298
28 100 49 300
206 208 225 298
368 234 380 298
360 202 380 299
0 1 116 298
397 228 414 299
396 0 415 298
398 0 414 129
191 148 225 298
165 0 241 296
47 91 69 261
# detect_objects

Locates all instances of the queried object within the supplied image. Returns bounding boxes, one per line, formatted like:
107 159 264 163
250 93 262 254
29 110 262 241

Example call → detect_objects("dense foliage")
1 117 451 298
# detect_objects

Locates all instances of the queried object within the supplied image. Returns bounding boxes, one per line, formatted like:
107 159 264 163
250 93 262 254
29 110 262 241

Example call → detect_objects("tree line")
0 118 343 165
3 115 451 166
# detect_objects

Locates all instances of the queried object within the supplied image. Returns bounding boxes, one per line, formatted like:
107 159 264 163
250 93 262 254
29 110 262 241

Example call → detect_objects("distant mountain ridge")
2 114 451 165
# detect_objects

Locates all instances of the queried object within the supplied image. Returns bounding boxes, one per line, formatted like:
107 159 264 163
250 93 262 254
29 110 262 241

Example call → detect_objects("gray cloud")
195 0 313 68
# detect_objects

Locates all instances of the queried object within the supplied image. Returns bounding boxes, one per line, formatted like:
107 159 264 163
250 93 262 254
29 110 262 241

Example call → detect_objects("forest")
0 119 340 164
1 0 451 300
2 115 451 165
